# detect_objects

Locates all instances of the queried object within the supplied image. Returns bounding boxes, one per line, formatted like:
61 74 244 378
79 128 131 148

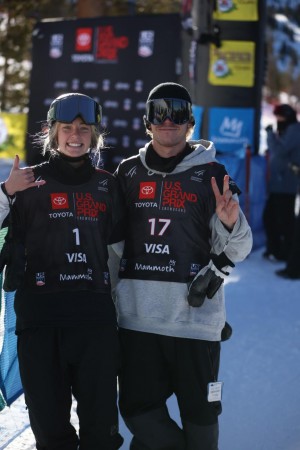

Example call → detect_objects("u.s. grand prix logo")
139 182 156 199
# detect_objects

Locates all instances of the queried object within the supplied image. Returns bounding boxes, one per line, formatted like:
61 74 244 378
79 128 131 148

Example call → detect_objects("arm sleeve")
0 184 11 229
209 194 253 263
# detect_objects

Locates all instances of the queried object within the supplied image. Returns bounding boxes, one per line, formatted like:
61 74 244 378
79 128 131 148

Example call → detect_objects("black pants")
119 329 221 450
286 212 300 276
17 326 124 450
263 192 296 260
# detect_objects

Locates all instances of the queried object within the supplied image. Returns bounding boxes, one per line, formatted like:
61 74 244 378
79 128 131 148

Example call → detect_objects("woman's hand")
4 155 45 196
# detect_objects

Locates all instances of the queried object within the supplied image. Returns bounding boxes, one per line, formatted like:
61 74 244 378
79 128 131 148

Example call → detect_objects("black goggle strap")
146 98 192 124
48 96 102 125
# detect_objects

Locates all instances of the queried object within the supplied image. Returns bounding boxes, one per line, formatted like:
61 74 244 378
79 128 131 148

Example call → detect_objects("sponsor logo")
75 192 106 218
112 119 128 128
71 54 94 63
144 243 170 254
104 100 119 108
190 263 201 276
60 273 93 281
49 34 64 58
49 212 74 219
125 166 137 178
134 263 175 273
60 269 93 282
138 30 155 57
139 182 156 199
119 259 127 271
103 272 110 285
66 253 87 263
83 81 98 89
95 26 128 62
161 181 197 209
135 202 158 208
97 179 109 192
76 28 93 52
36 272 45 286
191 169 206 183
54 81 68 89
220 116 243 138
51 193 69 210
115 82 130 90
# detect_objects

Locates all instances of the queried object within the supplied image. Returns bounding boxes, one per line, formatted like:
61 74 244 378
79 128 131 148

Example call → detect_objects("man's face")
150 118 190 155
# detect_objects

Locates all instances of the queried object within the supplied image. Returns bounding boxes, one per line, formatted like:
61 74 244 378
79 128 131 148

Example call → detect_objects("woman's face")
56 117 92 158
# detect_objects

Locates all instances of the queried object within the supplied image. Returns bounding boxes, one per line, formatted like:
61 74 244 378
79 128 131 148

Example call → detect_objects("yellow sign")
213 0 258 21
0 112 27 159
208 40 255 87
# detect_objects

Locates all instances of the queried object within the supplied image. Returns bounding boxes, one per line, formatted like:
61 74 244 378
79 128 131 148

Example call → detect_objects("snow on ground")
1 248 300 450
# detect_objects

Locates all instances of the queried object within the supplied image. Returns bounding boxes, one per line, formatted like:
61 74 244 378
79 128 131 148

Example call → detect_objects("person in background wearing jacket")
0 93 124 450
275 161 300 279
111 82 253 450
263 103 300 262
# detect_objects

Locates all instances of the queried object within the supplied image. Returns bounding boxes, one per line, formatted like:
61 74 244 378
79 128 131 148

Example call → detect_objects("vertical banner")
190 105 204 140
26 14 182 172
180 0 266 156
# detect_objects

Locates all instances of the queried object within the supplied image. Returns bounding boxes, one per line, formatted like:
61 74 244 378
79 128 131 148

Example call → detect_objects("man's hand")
211 175 239 230
187 253 235 307
4 155 45 196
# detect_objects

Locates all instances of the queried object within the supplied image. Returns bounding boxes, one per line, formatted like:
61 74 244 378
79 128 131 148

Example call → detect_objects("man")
263 103 300 262
275 161 300 279
112 82 252 450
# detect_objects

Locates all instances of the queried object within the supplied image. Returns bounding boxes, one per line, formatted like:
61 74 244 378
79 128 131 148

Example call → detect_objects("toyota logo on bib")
54 196 67 206
50 193 69 210
139 182 156 199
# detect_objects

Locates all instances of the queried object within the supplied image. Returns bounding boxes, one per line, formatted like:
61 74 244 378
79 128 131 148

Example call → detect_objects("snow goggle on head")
145 98 193 125
47 93 102 126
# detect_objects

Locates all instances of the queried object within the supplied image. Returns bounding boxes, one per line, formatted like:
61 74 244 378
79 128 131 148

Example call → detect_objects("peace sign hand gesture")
211 175 239 230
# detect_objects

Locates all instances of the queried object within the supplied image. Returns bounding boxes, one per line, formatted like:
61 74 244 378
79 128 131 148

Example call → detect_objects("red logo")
95 26 128 61
50 193 69 210
139 182 156 199
76 28 93 52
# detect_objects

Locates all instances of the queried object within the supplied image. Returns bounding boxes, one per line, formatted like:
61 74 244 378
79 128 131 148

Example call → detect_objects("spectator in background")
276 162 300 279
263 103 300 262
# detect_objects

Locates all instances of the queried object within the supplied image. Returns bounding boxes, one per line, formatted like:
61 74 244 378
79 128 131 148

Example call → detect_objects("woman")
0 93 124 450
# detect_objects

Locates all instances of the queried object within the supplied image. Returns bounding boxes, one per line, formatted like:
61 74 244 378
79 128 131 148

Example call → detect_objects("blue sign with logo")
190 105 204 140
208 107 254 155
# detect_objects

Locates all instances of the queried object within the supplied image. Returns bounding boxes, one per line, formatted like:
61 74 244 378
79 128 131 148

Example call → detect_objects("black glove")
187 252 235 307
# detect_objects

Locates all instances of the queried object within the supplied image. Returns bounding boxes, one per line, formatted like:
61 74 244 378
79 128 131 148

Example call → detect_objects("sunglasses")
47 95 102 125
145 98 193 125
